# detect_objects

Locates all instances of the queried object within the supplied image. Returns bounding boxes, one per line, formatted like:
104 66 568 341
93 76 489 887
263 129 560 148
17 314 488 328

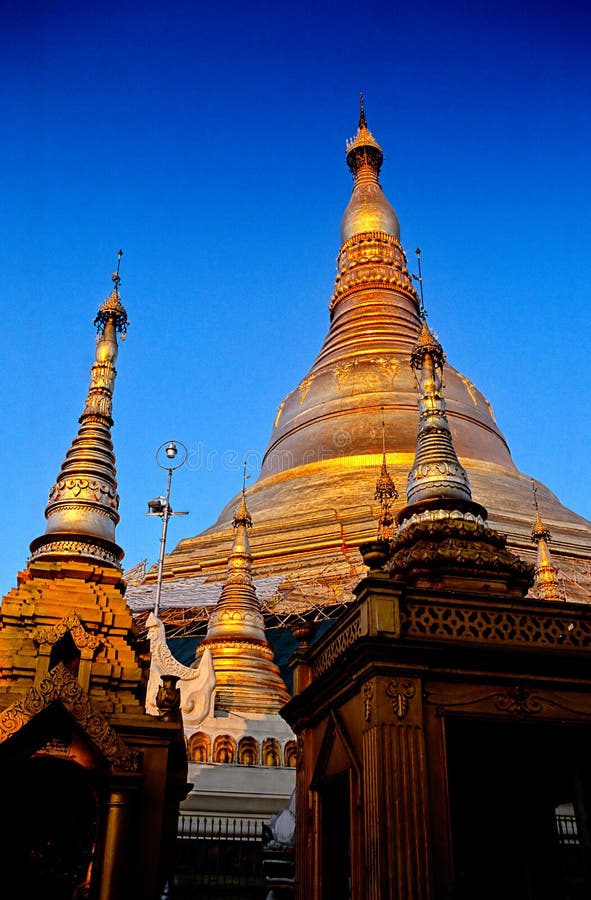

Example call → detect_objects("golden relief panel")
333 355 398 390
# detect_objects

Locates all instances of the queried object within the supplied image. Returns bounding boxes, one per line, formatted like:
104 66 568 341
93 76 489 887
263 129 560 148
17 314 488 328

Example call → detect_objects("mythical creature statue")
145 612 216 725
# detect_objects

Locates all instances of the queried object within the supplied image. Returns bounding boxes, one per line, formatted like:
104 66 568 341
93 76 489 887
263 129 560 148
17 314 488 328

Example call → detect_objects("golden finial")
530 480 561 601
359 91 367 129
374 408 398 540
94 249 129 339
233 461 253 530
345 95 383 179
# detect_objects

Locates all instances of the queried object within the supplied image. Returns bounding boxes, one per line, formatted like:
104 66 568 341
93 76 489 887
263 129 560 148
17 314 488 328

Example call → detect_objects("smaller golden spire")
405 316 472 507
531 481 561 602
198 468 290 714
29 253 129 568
374 409 398 540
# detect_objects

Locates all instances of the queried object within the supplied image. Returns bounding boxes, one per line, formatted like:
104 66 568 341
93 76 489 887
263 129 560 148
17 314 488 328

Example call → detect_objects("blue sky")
1 0 590 596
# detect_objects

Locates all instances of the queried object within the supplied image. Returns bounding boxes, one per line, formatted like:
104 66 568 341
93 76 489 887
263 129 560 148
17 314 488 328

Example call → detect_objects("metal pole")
154 466 173 619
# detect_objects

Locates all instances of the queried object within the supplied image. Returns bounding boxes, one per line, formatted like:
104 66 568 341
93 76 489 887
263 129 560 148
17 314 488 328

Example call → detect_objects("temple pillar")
99 776 140 900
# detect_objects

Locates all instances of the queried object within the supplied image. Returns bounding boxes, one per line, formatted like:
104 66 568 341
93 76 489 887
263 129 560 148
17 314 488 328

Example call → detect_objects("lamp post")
147 440 189 618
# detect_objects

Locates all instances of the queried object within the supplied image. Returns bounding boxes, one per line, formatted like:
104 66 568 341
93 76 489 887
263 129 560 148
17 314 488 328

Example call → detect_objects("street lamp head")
147 496 167 515
165 441 178 460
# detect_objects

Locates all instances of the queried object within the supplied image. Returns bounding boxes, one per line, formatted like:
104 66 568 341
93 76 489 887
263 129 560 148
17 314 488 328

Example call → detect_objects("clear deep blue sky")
1 0 590 597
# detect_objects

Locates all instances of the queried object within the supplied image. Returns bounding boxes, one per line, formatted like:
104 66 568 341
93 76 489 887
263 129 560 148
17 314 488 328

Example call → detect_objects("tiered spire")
531 482 561 602
29 255 129 568
404 318 473 508
374 410 398 540
198 478 290 714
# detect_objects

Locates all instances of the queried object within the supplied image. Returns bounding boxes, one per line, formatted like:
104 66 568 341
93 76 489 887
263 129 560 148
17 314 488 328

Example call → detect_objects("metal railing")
169 814 265 898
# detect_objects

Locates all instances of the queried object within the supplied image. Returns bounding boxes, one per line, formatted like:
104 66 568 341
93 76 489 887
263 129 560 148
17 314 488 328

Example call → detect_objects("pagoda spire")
204 477 264 644
198 475 290 714
404 318 473 509
29 254 129 568
374 409 398 540
531 482 561 602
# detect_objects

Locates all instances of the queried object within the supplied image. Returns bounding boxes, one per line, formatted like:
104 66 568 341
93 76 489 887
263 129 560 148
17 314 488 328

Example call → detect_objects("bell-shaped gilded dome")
157 104 591 610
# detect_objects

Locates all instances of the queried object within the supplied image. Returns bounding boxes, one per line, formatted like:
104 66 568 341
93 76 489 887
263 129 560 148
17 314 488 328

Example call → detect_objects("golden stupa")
131 101 591 619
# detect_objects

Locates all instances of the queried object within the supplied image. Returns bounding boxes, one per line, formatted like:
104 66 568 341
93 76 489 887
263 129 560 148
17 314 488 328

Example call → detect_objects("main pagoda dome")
131 102 591 618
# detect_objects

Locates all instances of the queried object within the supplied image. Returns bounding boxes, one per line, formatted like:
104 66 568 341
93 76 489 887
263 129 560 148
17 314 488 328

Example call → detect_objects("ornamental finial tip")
359 92 367 128
96 251 129 338
233 462 253 529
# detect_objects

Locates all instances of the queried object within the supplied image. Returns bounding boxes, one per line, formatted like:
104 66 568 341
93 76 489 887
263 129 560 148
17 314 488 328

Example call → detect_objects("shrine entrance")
1 754 101 899
446 718 591 900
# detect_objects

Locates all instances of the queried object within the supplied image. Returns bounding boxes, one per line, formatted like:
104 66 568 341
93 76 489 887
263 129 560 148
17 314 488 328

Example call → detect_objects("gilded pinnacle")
405 319 472 508
29 265 128 568
341 100 400 243
530 485 561 601
198 483 290 713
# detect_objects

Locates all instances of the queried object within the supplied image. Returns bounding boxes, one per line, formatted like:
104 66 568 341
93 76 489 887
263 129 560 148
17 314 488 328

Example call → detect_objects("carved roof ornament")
29 252 129 569
531 480 562 602
374 408 398 540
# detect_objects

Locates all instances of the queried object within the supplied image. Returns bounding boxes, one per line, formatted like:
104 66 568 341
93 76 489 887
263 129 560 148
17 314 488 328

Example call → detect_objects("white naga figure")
145 612 216 725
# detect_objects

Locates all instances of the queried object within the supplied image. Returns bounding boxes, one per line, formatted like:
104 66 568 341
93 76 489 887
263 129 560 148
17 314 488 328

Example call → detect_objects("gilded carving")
29 539 120 566
33 612 102 651
333 356 398 390
362 681 374 722
386 679 416 720
298 375 316 404
406 602 591 650
48 477 119 506
312 618 362 678
330 231 418 312
0 663 141 772
274 399 286 427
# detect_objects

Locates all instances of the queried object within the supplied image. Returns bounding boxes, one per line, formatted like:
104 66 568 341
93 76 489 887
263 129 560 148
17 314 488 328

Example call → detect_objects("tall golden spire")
374 409 398 540
29 254 129 568
405 318 473 508
340 94 401 244
531 482 561 602
198 475 290 714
